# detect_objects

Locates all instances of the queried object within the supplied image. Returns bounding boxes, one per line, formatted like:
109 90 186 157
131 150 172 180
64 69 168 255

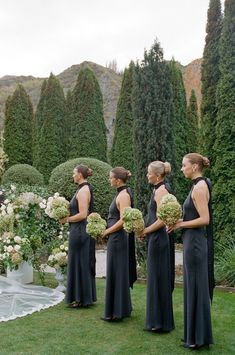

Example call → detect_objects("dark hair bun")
87 168 93 176
202 157 210 167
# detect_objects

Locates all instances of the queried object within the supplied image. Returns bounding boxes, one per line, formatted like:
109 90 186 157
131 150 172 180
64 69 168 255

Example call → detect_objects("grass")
0 274 234 355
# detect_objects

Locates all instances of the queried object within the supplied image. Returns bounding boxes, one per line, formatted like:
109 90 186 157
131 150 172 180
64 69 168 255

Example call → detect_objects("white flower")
60 245 65 250
1 205 6 210
0 191 3 195
14 245 21 252
1 210 6 216
10 185 16 191
65 247 68 252
3 246 7 251
6 239 11 244
7 245 13 253
48 255 55 262
39 202 46 209
54 192 60 198
4 199 10 205
14 236 21 243
6 205 14 214
58 234 63 240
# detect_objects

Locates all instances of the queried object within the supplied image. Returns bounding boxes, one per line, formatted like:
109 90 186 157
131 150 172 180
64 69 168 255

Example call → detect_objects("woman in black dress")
171 153 214 349
101 167 134 321
60 164 96 308
140 161 174 332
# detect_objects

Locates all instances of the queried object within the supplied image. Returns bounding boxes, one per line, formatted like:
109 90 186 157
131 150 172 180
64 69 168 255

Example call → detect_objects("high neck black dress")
65 182 96 306
145 182 174 331
103 186 132 319
182 178 213 346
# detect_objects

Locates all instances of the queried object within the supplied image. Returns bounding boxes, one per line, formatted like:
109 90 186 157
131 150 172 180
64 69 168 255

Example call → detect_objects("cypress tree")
69 68 107 161
35 74 67 182
132 40 175 213
110 62 135 180
212 0 235 245
186 90 199 152
4 84 33 166
168 60 189 202
200 0 222 167
65 89 73 159
33 79 47 165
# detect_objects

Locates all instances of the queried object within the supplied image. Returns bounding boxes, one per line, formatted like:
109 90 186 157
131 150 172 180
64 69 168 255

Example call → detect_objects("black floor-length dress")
103 186 132 319
145 181 174 331
65 182 96 305
182 178 213 346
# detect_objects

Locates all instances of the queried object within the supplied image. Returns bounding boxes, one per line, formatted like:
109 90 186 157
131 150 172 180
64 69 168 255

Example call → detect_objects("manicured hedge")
2 164 44 186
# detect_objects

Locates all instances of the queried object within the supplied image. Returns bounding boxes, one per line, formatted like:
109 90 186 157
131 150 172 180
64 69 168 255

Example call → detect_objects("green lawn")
0 275 234 355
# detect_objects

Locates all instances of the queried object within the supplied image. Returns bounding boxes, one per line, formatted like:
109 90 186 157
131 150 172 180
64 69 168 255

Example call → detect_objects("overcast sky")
0 0 222 78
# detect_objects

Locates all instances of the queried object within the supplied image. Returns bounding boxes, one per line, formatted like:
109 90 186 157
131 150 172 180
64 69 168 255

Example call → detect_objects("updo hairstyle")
111 167 132 183
75 164 93 178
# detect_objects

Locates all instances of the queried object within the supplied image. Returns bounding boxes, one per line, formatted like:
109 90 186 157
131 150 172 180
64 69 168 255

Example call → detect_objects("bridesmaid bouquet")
86 213 107 239
45 193 70 220
157 194 182 227
122 207 144 234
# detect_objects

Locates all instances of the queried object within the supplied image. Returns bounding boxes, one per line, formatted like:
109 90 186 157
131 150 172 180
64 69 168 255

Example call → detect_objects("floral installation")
47 226 68 274
157 193 182 227
122 207 145 234
86 213 107 239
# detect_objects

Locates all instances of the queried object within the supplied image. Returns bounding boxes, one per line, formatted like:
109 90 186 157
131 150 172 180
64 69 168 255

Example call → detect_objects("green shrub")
2 164 44 186
215 239 235 287
49 158 115 218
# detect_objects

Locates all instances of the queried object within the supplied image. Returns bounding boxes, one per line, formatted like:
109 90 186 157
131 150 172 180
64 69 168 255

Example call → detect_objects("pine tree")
186 90 199 152
110 62 135 180
212 0 235 245
168 60 189 202
4 84 33 166
200 0 222 167
35 74 67 182
69 68 107 161
132 40 175 213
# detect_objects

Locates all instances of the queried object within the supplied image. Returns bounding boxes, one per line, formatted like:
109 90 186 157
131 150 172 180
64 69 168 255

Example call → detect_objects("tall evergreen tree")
212 0 235 245
186 90 199 152
33 79 47 165
35 74 67 182
200 0 222 167
132 40 175 213
65 89 73 158
4 84 33 166
110 62 135 180
69 68 107 161
168 60 189 202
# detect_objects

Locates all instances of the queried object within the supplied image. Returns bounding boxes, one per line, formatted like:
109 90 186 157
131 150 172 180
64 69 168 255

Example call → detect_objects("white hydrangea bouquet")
157 194 182 227
0 232 32 271
86 213 107 239
122 207 145 235
45 193 70 220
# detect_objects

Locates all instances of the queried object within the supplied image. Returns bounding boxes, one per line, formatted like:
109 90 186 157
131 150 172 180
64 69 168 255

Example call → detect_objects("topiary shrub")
49 158 115 218
2 164 44 186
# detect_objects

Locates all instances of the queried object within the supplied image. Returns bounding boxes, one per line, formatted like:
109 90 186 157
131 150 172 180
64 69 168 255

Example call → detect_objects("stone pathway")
44 249 183 278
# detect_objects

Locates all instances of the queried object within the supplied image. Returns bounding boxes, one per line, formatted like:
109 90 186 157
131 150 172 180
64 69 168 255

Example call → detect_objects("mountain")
0 59 202 147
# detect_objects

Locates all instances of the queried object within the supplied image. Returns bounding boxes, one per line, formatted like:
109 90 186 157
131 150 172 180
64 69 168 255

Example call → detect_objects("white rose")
60 245 65 250
6 239 11 244
58 235 63 240
14 245 21 252
14 236 21 243
7 245 13 252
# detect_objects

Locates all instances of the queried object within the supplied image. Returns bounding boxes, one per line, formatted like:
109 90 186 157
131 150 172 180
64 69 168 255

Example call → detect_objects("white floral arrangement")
47 243 68 274
45 193 70 220
0 232 32 271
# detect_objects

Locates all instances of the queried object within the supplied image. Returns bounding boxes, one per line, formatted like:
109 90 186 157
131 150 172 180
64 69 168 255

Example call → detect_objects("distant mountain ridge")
0 59 202 147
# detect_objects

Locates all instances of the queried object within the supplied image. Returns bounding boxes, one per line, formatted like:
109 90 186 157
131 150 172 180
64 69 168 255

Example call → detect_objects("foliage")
110 63 135 186
132 39 175 214
47 227 68 274
3 84 33 166
186 89 199 152
68 68 107 162
34 74 67 182
0 147 8 180
200 0 222 171
49 157 115 218
215 238 235 287
2 164 44 186
212 0 235 245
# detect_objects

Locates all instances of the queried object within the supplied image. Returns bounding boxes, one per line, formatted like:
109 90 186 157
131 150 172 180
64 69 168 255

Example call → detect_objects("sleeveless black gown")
182 178 213 346
145 181 174 331
65 182 96 306
103 186 132 319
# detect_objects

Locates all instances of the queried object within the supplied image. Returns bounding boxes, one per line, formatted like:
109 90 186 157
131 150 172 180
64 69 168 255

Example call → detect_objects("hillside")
0 59 202 147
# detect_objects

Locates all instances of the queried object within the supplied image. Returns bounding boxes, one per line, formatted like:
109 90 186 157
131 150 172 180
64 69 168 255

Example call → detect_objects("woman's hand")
167 219 183 233
138 228 147 241
60 217 69 224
